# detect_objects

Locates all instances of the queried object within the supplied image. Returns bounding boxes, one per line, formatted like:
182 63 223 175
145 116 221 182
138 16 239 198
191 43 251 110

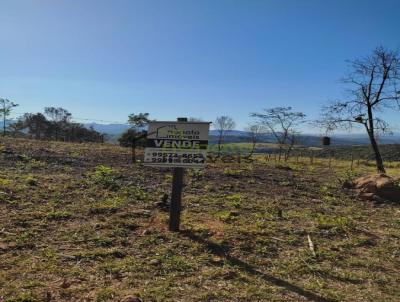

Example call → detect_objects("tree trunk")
368 131 385 173
131 139 136 164
217 132 223 157
278 146 283 162
248 141 256 158
366 105 385 173
3 102 6 136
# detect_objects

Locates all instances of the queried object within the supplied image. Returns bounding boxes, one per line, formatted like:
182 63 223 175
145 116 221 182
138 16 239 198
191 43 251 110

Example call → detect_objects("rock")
352 174 400 202
359 192 375 201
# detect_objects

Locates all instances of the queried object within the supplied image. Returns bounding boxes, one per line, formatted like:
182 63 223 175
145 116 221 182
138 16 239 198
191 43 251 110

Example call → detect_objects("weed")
96 288 116 301
337 168 359 184
16 156 46 170
315 215 354 234
24 175 37 186
89 196 126 214
0 177 12 186
222 168 243 177
15 230 38 248
215 210 239 222
157 252 194 274
225 194 243 208
122 186 149 202
88 165 120 190
5 293 37 302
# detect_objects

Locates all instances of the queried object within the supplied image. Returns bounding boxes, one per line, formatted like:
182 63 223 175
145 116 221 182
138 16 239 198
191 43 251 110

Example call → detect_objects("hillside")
79 122 400 146
0 138 399 301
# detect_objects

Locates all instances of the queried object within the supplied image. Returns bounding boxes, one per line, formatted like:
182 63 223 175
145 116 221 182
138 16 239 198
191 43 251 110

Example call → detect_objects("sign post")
169 117 187 231
144 118 210 231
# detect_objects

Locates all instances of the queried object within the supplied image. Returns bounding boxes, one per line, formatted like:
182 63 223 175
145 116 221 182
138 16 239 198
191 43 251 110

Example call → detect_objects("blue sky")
1 0 399 132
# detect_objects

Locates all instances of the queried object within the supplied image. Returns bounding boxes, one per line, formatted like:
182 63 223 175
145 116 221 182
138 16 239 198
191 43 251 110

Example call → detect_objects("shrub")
88 165 120 190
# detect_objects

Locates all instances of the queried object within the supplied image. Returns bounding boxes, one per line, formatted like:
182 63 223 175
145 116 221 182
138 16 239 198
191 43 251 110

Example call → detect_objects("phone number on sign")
149 152 205 164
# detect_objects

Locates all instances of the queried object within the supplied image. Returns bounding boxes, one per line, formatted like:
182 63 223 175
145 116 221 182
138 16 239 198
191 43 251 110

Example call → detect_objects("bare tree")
318 47 400 173
251 107 306 161
245 123 265 158
214 116 235 157
0 98 19 136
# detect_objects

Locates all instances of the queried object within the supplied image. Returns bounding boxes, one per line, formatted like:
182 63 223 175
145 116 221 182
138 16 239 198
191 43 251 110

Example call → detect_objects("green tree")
128 112 150 128
44 107 72 140
0 98 19 136
18 113 49 139
118 128 146 147
122 113 151 163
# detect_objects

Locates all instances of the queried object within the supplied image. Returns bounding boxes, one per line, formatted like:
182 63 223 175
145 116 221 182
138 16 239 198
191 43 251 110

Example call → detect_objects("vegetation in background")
318 47 400 173
10 107 104 143
119 112 150 163
0 98 19 136
214 115 236 157
251 107 306 161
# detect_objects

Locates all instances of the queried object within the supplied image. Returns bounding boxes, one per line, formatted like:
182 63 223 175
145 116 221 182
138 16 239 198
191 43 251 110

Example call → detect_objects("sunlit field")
0 137 399 301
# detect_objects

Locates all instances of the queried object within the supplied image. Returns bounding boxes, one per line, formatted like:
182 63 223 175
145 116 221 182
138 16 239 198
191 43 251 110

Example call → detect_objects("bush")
88 165 120 190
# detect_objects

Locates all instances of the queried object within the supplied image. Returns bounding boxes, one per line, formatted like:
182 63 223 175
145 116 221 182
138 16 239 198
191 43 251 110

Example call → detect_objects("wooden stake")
169 117 187 232
169 166 184 231
350 153 354 170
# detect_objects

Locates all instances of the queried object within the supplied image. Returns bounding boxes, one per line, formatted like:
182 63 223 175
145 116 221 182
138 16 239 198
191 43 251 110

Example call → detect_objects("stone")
352 174 400 202
359 192 375 201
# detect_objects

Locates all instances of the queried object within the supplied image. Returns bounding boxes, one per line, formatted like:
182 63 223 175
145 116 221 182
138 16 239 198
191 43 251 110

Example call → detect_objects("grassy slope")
0 138 399 302
209 142 400 162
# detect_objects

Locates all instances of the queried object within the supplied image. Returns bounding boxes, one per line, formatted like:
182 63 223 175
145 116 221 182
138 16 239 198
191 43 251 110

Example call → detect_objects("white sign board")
144 121 210 168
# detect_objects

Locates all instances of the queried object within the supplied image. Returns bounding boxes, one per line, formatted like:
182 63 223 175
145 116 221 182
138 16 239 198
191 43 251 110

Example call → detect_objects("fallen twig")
307 234 317 257
0 228 17 236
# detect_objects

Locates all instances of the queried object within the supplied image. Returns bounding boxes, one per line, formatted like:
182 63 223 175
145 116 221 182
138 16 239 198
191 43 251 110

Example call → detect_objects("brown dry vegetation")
0 137 399 302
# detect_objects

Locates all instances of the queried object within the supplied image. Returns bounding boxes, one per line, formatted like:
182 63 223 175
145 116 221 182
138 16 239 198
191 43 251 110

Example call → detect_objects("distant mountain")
82 122 400 146
208 131 400 146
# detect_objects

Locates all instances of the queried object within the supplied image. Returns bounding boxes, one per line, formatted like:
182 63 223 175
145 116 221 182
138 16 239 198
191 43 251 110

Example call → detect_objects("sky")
1 0 400 132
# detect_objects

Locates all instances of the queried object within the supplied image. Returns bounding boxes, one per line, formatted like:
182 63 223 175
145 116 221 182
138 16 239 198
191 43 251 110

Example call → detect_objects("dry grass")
0 137 399 302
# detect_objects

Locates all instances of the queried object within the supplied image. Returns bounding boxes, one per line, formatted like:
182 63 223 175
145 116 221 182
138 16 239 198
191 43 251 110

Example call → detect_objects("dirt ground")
0 137 399 301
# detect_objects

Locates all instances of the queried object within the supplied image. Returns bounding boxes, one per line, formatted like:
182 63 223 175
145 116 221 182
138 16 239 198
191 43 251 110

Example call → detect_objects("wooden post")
169 117 187 232
350 153 354 170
